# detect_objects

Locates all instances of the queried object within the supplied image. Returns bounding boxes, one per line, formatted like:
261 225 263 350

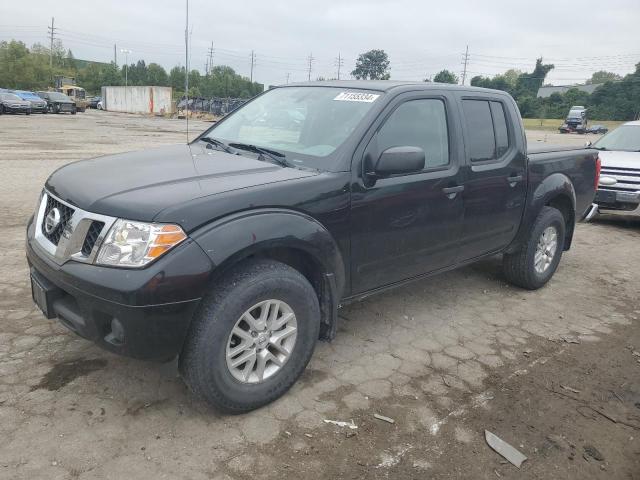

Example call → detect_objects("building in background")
101 86 173 114
537 83 602 98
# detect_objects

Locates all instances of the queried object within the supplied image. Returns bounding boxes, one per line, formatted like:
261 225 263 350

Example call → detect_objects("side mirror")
374 146 425 177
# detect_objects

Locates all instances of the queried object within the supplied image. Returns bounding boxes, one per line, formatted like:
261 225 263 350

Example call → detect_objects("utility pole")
335 53 344 80
206 41 214 75
120 49 131 87
47 17 56 77
113 44 117 66
184 0 189 141
249 50 256 83
461 45 470 85
307 53 315 82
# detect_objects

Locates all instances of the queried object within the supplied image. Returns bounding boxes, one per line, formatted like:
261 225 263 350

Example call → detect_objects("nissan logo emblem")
44 207 61 234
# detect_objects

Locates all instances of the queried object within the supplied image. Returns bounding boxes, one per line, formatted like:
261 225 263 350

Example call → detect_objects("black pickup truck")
26 81 599 412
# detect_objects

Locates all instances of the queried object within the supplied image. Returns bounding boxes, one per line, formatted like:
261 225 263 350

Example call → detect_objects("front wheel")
179 259 320 413
503 206 566 290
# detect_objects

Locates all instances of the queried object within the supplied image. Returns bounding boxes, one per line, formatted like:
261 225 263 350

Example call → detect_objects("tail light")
594 156 601 189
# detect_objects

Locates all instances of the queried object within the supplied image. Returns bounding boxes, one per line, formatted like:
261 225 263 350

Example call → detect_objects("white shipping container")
101 86 173 114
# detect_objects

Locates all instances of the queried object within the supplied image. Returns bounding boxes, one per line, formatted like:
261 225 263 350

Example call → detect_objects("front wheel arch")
190 209 346 339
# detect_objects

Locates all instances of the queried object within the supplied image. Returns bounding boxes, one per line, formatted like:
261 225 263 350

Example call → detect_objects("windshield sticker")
333 92 380 103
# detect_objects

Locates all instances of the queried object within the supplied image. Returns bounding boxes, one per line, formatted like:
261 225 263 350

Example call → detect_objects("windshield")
1 93 21 101
594 125 640 152
18 93 39 100
48 92 72 101
203 87 381 162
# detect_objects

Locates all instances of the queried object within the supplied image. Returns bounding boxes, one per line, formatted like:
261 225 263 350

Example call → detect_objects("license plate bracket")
30 273 57 319
595 190 616 205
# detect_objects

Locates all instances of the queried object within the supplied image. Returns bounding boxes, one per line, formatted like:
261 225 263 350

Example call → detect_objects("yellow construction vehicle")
54 76 89 112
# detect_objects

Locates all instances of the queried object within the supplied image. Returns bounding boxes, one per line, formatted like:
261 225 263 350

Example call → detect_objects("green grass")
523 118 625 132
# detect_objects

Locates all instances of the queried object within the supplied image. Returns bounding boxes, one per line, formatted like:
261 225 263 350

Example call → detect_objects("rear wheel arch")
545 193 575 250
508 173 576 253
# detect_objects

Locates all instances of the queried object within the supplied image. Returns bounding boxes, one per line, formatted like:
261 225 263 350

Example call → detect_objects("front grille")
41 196 74 245
81 221 105 255
601 166 640 193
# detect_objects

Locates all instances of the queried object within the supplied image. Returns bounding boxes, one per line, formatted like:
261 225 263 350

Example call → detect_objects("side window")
377 99 449 169
490 101 509 157
462 100 495 162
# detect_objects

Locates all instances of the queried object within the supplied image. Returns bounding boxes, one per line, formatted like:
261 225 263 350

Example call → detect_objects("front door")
350 94 464 294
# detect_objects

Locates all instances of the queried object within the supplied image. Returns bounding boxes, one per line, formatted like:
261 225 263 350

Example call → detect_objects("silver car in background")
590 121 640 219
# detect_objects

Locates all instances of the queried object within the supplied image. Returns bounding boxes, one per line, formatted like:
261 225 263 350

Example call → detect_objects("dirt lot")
0 110 638 480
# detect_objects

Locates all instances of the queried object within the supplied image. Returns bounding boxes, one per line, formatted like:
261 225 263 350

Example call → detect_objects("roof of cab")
280 80 511 96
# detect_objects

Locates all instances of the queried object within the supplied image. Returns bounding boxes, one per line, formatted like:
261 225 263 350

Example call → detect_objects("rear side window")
462 99 511 162
462 100 495 162
377 99 449 169
490 101 509 157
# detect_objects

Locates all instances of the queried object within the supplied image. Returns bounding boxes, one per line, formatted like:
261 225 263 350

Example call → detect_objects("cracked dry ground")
1 112 639 479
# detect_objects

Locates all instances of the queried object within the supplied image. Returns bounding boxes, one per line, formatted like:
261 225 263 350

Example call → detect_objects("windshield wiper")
592 146 608 151
228 142 293 168
198 137 235 154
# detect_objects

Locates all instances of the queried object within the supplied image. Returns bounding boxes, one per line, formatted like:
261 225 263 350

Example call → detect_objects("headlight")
96 219 187 268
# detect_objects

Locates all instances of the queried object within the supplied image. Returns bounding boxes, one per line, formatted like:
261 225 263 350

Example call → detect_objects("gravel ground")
0 110 638 479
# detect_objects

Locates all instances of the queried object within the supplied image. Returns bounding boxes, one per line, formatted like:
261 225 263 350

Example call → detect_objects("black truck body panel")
27 81 598 360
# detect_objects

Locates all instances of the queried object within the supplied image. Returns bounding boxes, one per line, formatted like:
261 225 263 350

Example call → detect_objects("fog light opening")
105 318 125 346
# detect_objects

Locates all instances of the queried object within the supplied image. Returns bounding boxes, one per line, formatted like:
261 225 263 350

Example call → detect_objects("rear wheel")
503 206 566 290
179 259 320 413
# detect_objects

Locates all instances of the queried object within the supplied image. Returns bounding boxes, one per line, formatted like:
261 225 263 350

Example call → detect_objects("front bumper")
26 218 214 360
594 189 640 218
3 105 30 113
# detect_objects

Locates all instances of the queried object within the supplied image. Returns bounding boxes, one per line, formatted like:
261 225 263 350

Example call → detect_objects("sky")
2 0 639 87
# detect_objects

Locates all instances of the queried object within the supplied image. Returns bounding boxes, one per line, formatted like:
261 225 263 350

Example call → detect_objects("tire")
503 206 566 290
71 107 77 115
26 110 31 115
179 259 320 413
0 105 3 115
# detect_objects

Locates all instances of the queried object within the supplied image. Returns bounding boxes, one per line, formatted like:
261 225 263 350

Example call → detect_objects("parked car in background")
0 92 31 115
27 82 599 412
12 90 48 113
36 91 77 114
587 124 608 134
559 106 588 133
88 96 102 109
589 121 640 220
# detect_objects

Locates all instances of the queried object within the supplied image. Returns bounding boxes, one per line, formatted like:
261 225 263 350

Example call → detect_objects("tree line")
0 39 263 98
351 49 639 121
3 39 637 120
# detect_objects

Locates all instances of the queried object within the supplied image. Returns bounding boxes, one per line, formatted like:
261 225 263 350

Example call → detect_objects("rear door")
456 96 527 261
350 92 465 293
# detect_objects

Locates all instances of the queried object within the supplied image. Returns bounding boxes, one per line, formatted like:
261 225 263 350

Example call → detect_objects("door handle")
507 174 523 186
442 185 464 199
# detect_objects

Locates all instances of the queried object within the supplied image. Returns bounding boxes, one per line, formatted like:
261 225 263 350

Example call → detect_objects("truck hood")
46 143 319 222
598 150 640 170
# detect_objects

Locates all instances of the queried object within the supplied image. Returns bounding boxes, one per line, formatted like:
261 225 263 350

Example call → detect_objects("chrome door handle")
442 185 464 199
507 175 523 186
